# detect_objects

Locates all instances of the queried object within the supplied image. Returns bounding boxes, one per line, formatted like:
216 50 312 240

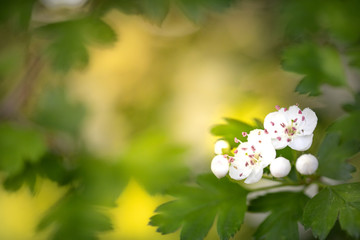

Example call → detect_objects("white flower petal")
271 136 288 150
259 144 276 168
229 158 252 180
244 167 263 184
248 129 272 145
285 105 301 122
302 108 318 135
264 112 287 138
211 155 229 178
289 134 313 151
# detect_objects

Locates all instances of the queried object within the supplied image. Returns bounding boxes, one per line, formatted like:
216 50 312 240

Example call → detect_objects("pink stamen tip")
229 157 235 163
271 121 275 126
302 116 305 121
241 148 247 151
287 138 291 142
245 162 249 167
274 130 277 133
242 132 247 137
264 129 269 134
239 173 243 177
234 149 238 154
234 137 240 143
284 108 288 111
277 137 282 141
259 140 262 143
298 110 302 114
250 160 254 165
294 118 298 123
275 105 281 110
280 123 286 128
249 154 254 158
223 154 228 158
292 127 297 131
285 128 288 133
251 145 256 152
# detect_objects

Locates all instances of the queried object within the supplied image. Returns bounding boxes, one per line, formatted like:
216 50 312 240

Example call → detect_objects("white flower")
211 155 229 179
229 129 276 184
296 154 318 175
40 0 88 9
270 157 291 178
264 105 317 151
214 140 230 155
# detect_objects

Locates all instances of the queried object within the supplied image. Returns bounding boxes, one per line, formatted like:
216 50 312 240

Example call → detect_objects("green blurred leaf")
282 42 346 96
328 110 360 145
3 162 37 193
176 0 236 23
303 183 360 239
33 86 86 136
317 133 356 180
36 17 116 72
249 192 310 240
211 118 254 148
150 174 248 240
38 193 113 240
0 0 36 31
0 123 46 175
124 130 189 194
78 157 129 206
342 93 360 112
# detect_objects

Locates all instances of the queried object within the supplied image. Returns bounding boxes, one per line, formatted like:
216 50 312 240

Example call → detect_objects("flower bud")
296 154 318 175
211 155 229 179
270 157 291 178
214 140 230 155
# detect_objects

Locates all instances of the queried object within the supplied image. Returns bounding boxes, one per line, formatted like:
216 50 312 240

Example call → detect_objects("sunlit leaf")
0 123 46 175
124 130 189 195
150 174 248 240
211 118 254 148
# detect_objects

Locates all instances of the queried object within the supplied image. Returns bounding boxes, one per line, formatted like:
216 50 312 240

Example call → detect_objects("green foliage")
211 118 254 148
303 183 360 239
37 157 129 240
0 123 46 175
150 174 248 240
33 86 86 136
249 192 310 240
0 0 36 31
123 130 189 194
317 133 356 180
282 42 346 96
36 17 117 72
176 0 237 23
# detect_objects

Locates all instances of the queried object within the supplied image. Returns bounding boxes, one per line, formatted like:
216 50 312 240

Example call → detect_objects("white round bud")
296 154 318 175
211 155 229 179
270 157 291 178
40 0 88 9
214 140 230 155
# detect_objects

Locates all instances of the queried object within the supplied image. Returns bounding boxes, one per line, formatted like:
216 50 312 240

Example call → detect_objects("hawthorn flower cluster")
211 105 319 184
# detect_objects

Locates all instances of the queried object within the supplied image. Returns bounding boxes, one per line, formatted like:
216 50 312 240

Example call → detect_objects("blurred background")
0 0 359 239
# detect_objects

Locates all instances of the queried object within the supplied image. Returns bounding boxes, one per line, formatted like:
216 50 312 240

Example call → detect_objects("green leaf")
328 110 360 145
37 193 113 240
0 123 46 175
150 173 248 240
0 0 36 31
211 118 254 148
36 17 116 72
139 0 170 25
249 192 310 240
317 133 356 180
124 130 189 194
282 42 346 96
176 0 236 23
33 86 86 136
342 92 360 112
303 183 360 239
